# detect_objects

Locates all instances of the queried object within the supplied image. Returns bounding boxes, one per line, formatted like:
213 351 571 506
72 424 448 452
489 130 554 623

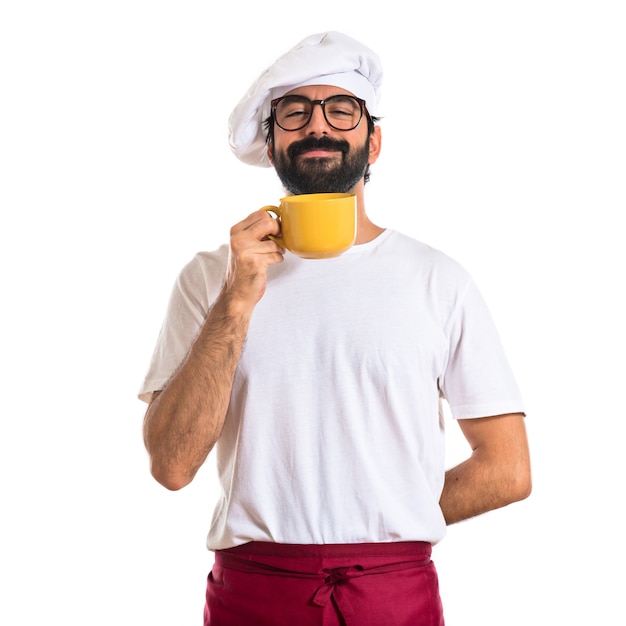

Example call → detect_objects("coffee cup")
261 192 357 259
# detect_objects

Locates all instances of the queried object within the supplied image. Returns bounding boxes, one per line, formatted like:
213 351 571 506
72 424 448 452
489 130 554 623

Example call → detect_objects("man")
139 31 531 626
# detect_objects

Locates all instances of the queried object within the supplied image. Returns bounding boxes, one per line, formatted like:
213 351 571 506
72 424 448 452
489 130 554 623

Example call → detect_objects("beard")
272 135 370 195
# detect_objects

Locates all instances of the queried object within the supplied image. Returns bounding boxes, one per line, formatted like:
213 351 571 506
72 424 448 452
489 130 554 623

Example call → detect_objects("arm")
439 412 531 525
142 210 284 491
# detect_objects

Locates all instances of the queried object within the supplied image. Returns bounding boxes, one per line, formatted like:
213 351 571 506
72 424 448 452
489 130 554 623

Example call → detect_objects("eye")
327 106 352 117
283 108 308 120
325 96 360 118
278 97 311 121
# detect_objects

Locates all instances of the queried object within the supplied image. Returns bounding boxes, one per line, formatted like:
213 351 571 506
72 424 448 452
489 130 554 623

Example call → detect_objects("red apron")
204 541 445 625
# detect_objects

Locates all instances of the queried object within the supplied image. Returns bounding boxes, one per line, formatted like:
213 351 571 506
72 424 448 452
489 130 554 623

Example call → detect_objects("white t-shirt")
139 229 524 549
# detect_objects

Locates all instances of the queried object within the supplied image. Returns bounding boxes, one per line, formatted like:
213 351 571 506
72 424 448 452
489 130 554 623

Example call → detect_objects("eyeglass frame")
270 94 368 132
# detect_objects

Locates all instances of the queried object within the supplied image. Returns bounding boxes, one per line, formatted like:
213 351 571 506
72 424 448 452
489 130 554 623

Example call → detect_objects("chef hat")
228 31 383 167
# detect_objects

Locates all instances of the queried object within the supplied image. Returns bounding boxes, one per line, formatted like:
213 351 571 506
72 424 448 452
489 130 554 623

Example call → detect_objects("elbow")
157 476 192 492
509 462 533 504
520 470 533 501
149 461 194 491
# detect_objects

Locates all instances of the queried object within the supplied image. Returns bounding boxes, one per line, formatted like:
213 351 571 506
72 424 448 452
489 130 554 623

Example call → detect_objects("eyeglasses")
271 94 366 132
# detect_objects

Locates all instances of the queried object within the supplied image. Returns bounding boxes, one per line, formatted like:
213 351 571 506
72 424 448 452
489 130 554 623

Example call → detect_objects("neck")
353 184 384 244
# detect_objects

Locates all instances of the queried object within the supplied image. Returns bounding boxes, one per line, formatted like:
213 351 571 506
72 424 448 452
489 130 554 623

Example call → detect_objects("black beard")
272 135 370 195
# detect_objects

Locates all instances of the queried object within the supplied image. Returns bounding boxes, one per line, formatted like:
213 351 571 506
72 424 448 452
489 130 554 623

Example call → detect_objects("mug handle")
261 205 285 248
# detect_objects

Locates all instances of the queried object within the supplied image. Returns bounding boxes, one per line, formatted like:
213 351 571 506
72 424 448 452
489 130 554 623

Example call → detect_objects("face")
268 85 379 195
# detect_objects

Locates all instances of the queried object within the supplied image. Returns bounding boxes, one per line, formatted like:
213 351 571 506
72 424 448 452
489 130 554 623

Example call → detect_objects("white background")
1 1 624 624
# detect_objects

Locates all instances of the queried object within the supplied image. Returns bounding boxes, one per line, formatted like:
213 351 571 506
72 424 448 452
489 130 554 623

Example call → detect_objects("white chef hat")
228 31 383 167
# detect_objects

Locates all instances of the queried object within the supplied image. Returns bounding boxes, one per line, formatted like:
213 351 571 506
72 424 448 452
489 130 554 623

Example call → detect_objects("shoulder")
172 245 229 308
384 230 472 282
178 245 229 285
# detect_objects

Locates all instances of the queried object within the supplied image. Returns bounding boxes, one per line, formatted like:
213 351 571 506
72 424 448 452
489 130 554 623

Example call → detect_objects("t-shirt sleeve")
137 249 227 403
440 276 525 420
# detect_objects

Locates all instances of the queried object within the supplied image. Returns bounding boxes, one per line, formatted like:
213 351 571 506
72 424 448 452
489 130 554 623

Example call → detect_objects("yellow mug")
262 193 357 259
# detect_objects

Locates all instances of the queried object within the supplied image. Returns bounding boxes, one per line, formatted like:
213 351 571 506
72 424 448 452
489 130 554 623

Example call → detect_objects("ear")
367 126 382 165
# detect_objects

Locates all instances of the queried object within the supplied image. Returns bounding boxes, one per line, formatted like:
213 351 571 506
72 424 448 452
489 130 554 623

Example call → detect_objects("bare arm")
142 210 284 490
439 413 531 525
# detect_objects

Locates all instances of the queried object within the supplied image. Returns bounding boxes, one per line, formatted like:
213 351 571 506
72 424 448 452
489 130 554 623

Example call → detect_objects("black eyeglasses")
271 94 366 132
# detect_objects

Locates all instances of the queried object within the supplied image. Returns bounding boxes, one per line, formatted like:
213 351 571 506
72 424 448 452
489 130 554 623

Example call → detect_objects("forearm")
143 290 252 490
439 414 532 525
440 456 514 525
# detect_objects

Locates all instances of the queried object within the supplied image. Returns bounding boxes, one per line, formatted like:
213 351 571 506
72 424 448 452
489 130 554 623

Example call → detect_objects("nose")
305 102 331 134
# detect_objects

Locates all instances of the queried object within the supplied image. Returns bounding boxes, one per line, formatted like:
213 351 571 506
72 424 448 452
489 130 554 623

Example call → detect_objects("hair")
263 112 381 185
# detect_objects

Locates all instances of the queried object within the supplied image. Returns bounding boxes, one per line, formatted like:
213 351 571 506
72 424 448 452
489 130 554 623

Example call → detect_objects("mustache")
287 136 350 159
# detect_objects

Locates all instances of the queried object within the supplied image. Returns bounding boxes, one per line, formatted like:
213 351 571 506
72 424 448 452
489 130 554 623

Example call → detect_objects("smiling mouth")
298 149 341 158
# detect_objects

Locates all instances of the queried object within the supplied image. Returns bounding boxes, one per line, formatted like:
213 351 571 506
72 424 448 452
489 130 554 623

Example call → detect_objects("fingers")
224 210 285 306
230 211 285 260
231 209 281 241
229 211 276 252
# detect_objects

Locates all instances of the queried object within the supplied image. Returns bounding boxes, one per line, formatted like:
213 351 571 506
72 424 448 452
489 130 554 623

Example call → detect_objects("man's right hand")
223 209 285 307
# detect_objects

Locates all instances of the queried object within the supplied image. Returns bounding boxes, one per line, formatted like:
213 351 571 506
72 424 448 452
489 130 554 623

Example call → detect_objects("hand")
224 209 285 308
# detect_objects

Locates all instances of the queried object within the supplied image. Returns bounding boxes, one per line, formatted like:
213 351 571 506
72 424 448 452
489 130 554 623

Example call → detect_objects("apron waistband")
215 541 433 613
218 540 432 559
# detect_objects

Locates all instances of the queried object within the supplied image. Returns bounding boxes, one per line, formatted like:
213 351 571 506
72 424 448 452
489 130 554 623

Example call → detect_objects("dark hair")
263 113 381 185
